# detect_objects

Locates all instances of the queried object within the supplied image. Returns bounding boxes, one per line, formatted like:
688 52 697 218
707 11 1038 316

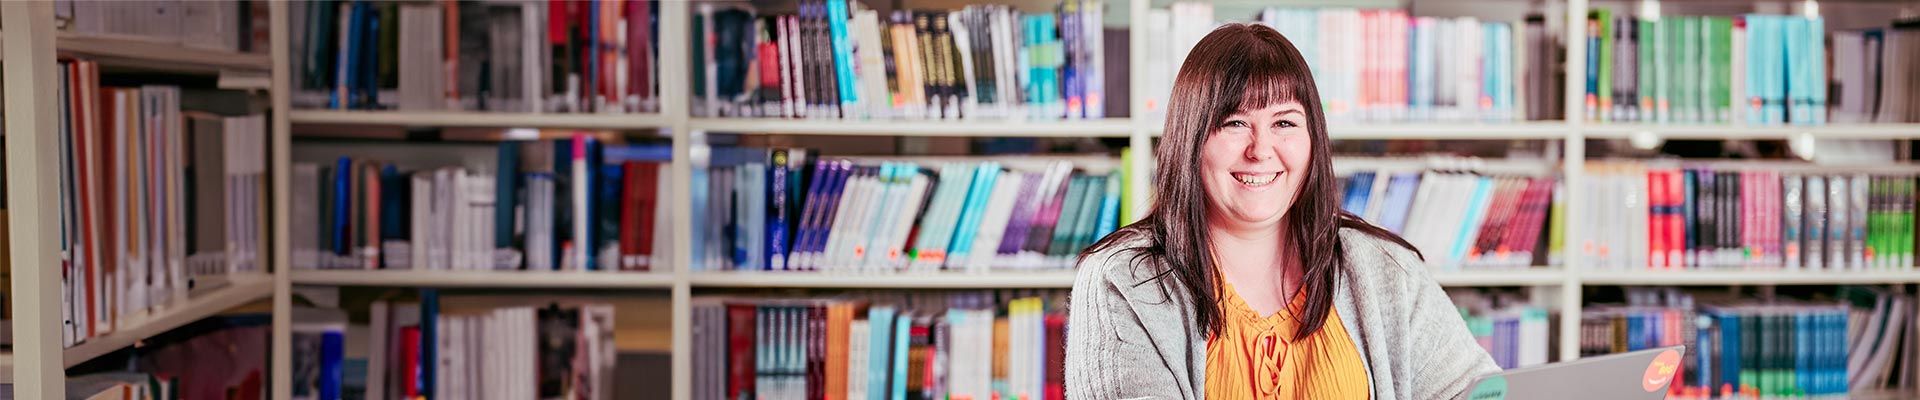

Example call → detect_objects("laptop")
1463 345 1685 400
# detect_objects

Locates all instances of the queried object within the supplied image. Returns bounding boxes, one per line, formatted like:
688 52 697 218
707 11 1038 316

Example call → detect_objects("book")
1585 287 1890 398
290 139 671 272
698 154 1124 272
1338 157 1561 269
294 0 656 113
693 290 1066 400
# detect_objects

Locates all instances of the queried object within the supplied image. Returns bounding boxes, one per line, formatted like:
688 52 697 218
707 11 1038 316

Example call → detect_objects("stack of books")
696 150 1128 272
1579 162 1916 271
693 0 1111 120
56 59 270 348
296 295 618 399
291 1 658 113
1146 4 1550 122
690 290 1066 400
1451 289 1552 370
55 1 270 53
291 137 673 272
1583 11 1884 125
1336 159 1562 269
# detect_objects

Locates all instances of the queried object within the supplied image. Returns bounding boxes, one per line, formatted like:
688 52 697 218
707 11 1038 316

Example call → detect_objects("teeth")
1236 173 1278 186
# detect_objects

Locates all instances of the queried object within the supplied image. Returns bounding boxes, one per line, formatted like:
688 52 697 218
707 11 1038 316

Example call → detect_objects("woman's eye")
1277 120 1299 128
1222 120 1249 128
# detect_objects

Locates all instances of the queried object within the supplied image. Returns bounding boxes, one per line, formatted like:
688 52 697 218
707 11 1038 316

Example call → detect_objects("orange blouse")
1203 282 1370 400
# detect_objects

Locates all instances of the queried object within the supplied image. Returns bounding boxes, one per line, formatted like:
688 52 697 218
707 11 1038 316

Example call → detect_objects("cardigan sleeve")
1066 250 1190 400
1401 261 1503 400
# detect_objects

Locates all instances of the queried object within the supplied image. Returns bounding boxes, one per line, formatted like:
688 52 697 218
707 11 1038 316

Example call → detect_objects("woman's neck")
1207 217 1303 316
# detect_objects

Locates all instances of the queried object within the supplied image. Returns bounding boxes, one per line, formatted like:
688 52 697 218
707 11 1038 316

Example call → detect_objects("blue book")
1093 174 1121 241
379 165 407 261
496 142 522 249
332 157 352 255
890 315 911 400
598 163 623 269
586 0 600 111
321 331 344 400
691 159 709 271
584 137 605 270
420 289 439 398
826 0 857 108
553 138 574 270
769 150 791 270
868 307 896 398
602 144 673 162
810 162 854 267
1627 312 1646 351
791 161 831 269
1697 314 1713 392
946 164 1001 264
356 3 380 108
1379 174 1421 234
1449 177 1495 263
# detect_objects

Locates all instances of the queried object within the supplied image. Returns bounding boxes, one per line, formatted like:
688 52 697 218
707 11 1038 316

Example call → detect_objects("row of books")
694 0 1109 121
1579 162 1917 271
291 138 674 271
690 290 1065 400
1585 11 1831 125
695 151 1127 272
56 60 270 349
294 296 617 400
1833 23 1920 123
1147 5 1545 123
291 0 658 113
62 372 184 400
1336 162 1562 269
1451 289 1552 370
54 0 270 54
1581 287 1913 398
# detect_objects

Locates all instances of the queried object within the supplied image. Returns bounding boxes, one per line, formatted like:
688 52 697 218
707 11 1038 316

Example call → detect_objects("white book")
411 173 431 271
949 13 979 118
965 172 1025 272
653 164 675 271
829 173 876 271
884 172 932 271
848 319 871 400
849 169 893 271
1362 169 1393 222
367 300 390 398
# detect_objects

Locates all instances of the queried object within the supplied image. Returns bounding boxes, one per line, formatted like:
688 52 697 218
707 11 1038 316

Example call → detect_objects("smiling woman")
1064 23 1499 400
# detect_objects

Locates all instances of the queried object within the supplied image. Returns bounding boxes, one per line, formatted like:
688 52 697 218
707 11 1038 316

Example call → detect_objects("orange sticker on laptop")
1642 349 1681 392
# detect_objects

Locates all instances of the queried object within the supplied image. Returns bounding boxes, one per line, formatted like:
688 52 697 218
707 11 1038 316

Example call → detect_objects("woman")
1065 24 1498 399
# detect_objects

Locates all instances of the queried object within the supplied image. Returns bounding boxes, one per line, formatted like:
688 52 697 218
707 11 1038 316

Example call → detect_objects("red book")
444 0 460 105
618 161 643 270
365 166 381 270
1648 169 1666 269
69 61 99 339
1045 313 1067 400
634 163 660 270
808 305 826 400
1667 169 1685 270
97 84 120 330
400 326 421 398
727 303 757 399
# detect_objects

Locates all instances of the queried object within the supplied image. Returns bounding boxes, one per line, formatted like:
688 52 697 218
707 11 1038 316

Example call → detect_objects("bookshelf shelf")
1149 121 1576 140
288 110 674 130
291 269 677 288
1583 123 1920 140
1429 268 1569 286
688 117 1136 137
54 33 270 74
688 271 1082 289
61 274 275 369
1577 269 1920 286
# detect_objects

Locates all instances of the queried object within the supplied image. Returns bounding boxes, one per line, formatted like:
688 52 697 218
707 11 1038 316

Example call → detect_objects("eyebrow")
1273 108 1304 117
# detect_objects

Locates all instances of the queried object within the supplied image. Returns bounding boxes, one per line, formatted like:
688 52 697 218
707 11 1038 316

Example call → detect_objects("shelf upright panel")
269 1 296 398
659 0 695 399
1560 0 1591 363
3 1 67 398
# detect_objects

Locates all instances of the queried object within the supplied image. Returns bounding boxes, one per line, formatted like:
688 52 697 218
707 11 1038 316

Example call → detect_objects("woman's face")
1200 101 1312 230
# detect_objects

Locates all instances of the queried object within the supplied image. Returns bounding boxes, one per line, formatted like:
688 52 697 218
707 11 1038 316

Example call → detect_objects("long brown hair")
1081 23 1418 341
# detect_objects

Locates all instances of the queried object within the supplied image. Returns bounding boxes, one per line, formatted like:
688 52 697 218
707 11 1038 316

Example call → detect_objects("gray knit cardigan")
1065 227 1500 399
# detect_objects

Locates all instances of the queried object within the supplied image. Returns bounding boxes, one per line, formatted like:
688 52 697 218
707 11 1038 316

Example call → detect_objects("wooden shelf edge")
688 117 1136 137
289 110 672 130
61 274 275 368
55 33 269 74
291 269 677 288
1578 269 1920 286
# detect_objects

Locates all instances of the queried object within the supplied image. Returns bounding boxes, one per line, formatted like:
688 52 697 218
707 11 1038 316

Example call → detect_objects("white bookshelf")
292 269 678 289
52 33 270 74
689 117 1137 137
0 0 1905 397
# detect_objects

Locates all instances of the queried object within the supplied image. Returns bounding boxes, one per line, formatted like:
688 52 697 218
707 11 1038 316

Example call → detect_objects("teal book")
1449 177 1496 264
1093 174 1121 241
890 314 911 400
826 0 858 108
867 306 895 397
947 164 1001 265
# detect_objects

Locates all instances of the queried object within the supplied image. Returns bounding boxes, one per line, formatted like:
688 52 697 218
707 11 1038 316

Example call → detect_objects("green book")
1711 17 1733 123
1680 17 1697 123
1592 8 1613 122
1656 18 1672 123
1638 18 1656 121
